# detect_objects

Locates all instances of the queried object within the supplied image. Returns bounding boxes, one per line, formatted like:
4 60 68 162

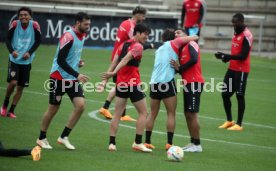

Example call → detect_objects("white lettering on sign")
45 19 163 42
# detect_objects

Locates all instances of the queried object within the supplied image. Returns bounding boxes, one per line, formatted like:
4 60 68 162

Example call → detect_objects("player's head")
162 28 175 42
17 7 32 25
75 12 91 34
232 13 245 34
132 6 147 23
175 28 187 38
133 22 151 44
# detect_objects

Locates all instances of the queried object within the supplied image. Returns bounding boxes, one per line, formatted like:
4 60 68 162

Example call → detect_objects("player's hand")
79 59 85 67
23 52 30 60
77 74 90 83
170 59 179 71
12 51 18 58
214 52 224 59
215 52 230 63
101 72 115 80
222 56 230 63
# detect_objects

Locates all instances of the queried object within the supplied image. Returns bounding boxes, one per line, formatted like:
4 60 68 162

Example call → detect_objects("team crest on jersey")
232 42 239 47
181 55 187 61
116 36 121 42
195 3 199 7
56 96 62 102
10 71 16 77
237 36 241 41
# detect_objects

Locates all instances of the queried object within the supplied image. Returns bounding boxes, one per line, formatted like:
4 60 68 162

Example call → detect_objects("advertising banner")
0 10 178 47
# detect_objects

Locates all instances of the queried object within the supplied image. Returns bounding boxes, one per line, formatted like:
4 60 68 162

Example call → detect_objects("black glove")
214 52 224 59
222 56 230 63
215 52 230 63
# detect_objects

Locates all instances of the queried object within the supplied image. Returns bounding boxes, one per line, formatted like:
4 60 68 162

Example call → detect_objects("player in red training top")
101 23 152 152
171 28 204 152
99 6 148 121
181 0 206 37
215 13 253 131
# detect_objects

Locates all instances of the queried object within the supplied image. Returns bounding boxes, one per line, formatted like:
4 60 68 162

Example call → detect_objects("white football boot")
57 137 75 150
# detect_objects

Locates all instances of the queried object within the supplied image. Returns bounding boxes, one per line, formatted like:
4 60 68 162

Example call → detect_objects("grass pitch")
0 43 275 171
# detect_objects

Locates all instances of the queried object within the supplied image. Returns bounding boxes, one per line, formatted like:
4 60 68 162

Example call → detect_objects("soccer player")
101 23 152 152
170 28 204 152
144 29 198 150
215 13 253 131
181 0 206 36
99 6 149 121
0 7 41 118
36 12 90 150
0 141 41 161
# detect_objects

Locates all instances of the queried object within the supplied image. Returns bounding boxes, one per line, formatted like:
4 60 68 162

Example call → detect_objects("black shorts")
222 69 249 96
116 85 146 103
185 27 201 37
183 82 203 113
112 75 117 83
49 78 84 105
150 79 177 100
7 60 31 87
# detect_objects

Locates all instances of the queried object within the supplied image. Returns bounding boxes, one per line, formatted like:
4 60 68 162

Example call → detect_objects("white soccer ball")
167 146 184 161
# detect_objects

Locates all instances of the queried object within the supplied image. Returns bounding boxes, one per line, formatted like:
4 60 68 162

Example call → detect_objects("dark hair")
132 6 147 15
75 12 90 23
162 28 175 42
17 7 32 17
133 22 151 35
233 13 244 22
176 27 187 35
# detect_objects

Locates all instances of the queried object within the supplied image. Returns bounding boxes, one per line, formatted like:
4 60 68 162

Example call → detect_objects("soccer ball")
167 146 184 161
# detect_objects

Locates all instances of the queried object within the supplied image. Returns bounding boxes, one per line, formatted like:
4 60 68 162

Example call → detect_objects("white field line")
0 86 275 150
88 108 276 150
0 87 275 130
0 67 275 83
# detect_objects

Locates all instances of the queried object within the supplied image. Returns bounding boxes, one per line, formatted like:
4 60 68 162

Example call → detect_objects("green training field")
0 43 275 171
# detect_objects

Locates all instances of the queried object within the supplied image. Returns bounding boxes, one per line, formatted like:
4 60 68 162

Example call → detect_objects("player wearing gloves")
215 13 253 131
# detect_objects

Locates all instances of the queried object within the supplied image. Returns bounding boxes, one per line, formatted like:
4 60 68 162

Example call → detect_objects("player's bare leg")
66 97 85 129
110 97 127 136
144 99 160 149
163 96 176 149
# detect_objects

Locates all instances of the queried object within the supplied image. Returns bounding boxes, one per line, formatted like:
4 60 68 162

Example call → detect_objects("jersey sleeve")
178 42 198 73
57 34 79 78
59 32 74 50
189 41 199 53
171 37 187 50
244 33 253 48
33 21 41 33
119 20 132 39
6 21 17 53
9 20 17 30
28 22 42 55
130 43 143 60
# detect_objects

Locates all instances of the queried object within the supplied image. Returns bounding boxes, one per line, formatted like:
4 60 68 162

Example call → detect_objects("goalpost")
244 15 266 55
